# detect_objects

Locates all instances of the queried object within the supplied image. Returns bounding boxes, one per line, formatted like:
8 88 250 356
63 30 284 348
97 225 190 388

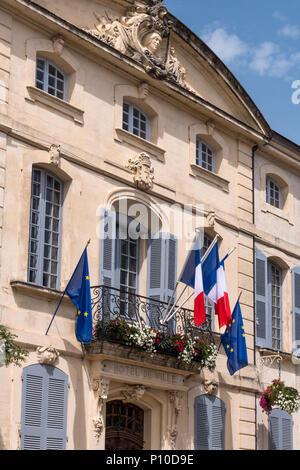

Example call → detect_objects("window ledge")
261 203 293 226
26 86 84 125
190 163 230 192
10 280 72 303
115 128 165 162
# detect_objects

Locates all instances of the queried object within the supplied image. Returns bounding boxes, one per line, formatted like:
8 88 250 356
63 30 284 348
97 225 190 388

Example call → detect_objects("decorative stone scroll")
168 391 183 450
92 378 110 441
127 152 154 191
85 0 189 88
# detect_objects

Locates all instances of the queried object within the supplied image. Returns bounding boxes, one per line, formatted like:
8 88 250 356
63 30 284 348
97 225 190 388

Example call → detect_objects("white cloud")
272 11 288 22
201 24 300 81
278 24 300 39
250 42 280 76
250 42 300 79
202 25 248 64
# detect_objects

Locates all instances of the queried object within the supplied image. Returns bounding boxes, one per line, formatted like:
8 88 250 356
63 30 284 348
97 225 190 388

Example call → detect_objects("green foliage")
0 325 29 367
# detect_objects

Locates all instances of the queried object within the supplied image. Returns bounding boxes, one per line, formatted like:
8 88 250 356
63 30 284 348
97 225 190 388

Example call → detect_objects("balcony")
85 285 216 373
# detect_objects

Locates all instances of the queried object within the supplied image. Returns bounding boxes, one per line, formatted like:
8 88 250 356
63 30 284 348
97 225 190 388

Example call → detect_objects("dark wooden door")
105 400 144 450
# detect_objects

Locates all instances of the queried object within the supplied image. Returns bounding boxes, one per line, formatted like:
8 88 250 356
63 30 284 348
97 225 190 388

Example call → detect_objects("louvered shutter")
255 249 268 347
194 395 210 450
147 233 166 329
194 395 225 450
269 409 293 450
21 364 68 450
211 398 225 450
100 208 117 319
21 365 44 450
292 267 300 354
165 234 178 333
45 366 68 450
99 208 117 288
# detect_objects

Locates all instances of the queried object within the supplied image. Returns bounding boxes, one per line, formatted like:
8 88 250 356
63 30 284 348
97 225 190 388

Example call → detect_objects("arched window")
20 364 68 450
36 56 66 100
194 394 225 450
269 408 293 450
266 177 281 209
105 400 144 450
28 167 63 289
196 139 214 172
122 101 150 140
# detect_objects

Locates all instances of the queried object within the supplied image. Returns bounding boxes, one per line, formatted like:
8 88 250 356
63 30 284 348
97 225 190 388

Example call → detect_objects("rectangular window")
36 56 66 101
196 139 214 172
269 262 282 350
28 168 63 290
266 178 281 209
122 101 150 141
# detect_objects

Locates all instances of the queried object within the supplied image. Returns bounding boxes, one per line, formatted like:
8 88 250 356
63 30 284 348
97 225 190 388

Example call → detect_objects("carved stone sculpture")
52 35 65 56
36 345 60 365
93 378 110 442
207 210 216 228
168 391 183 416
85 0 188 87
127 152 154 191
168 391 183 450
122 385 146 403
168 425 178 450
49 144 61 166
203 379 219 395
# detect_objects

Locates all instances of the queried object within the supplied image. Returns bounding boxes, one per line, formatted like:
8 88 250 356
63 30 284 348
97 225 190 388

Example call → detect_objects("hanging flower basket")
260 379 300 414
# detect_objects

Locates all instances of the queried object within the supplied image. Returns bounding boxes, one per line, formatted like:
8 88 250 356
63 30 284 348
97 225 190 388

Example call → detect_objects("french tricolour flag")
202 242 232 329
179 235 206 327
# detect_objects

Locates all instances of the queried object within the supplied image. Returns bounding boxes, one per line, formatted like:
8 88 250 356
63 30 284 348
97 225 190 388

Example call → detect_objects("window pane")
123 102 149 140
48 64 56 76
28 169 63 287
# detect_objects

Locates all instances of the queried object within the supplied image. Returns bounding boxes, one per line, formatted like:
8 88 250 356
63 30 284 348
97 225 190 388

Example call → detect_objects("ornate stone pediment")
85 0 188 88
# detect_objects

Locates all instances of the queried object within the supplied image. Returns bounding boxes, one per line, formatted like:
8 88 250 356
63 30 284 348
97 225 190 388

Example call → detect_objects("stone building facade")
0 0 299 450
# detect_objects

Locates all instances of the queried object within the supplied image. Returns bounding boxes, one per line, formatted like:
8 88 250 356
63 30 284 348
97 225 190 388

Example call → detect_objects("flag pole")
163 234 220 323
161 284 188 324
45 239 91 336
161 230 201 324
163 235 220 324
164 237 237 326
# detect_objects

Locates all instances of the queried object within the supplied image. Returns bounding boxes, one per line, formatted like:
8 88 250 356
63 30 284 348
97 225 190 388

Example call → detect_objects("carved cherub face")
143 32 162 54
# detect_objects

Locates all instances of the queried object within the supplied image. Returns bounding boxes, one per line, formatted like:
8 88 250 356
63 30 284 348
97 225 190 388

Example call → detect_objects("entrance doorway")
105 400 144 450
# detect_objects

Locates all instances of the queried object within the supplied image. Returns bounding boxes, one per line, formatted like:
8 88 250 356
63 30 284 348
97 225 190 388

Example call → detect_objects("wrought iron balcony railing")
91 285 214 347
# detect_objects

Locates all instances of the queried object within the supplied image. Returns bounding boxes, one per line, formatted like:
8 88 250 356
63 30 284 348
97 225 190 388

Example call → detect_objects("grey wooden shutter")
147 233 166 329
292 267 300 353
165 234 178 333
269 409 293 450
21 364 68 450
255 249 268 347
99 208 117 288
194 395 225 450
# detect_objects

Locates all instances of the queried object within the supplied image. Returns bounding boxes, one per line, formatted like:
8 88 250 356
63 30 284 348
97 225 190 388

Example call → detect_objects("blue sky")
164 0 300 145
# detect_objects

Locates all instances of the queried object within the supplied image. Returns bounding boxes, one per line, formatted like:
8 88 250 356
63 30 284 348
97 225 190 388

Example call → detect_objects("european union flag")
66 248 93 344
220 300 248 376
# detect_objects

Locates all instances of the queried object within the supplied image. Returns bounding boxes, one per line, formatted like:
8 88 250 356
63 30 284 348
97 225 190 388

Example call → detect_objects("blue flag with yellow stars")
65 247 93 344
220 300 248 376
